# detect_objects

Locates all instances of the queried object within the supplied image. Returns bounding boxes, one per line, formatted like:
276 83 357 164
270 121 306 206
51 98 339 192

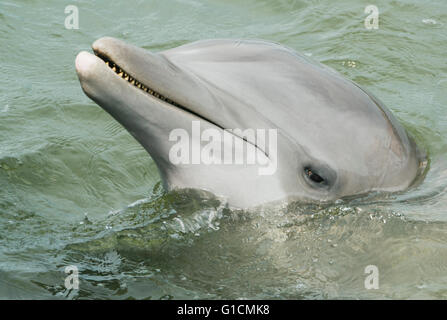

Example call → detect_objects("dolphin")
75 37 425 208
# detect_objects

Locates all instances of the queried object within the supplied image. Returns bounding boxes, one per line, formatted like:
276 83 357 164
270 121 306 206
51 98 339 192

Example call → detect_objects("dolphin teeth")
101 56 182 106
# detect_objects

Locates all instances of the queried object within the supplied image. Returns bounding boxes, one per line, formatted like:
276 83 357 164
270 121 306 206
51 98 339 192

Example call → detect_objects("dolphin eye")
303 164 336 189
304 167 325 184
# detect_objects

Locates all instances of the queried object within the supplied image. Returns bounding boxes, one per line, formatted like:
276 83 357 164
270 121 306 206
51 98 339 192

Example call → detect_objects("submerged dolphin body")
75 37 424 208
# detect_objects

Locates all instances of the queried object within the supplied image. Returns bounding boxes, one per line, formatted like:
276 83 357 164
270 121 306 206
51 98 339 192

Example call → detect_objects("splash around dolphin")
75 37 426 208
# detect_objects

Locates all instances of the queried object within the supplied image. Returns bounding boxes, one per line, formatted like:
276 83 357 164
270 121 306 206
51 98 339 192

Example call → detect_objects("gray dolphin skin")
75 37 425 208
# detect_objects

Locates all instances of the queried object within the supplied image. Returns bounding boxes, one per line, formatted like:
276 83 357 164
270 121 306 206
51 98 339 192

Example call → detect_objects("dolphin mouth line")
94 51 186 109
93 49 270 159
93 50 229 134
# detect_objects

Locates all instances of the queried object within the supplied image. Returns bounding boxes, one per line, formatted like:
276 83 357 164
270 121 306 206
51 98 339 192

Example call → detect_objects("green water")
1 0 447 299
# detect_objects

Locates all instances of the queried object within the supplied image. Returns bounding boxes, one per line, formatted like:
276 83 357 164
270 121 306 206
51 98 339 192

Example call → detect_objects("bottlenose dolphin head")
75 37 425 208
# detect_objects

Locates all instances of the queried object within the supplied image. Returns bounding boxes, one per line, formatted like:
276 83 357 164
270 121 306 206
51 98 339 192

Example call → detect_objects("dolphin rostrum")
75 37 425 208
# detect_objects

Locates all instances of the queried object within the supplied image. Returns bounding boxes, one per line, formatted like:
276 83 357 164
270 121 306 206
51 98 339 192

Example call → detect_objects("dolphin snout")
75 51 101 79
